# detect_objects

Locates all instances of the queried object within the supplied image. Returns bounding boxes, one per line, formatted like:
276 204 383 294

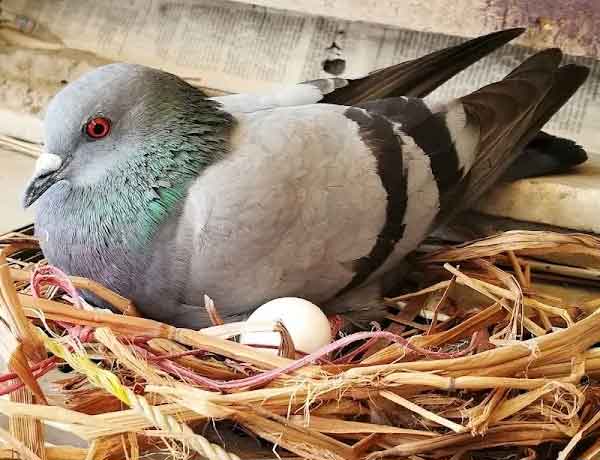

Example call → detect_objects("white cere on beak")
34 153 62 177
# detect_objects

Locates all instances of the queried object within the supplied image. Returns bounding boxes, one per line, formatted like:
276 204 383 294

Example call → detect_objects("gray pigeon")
23 31 589 329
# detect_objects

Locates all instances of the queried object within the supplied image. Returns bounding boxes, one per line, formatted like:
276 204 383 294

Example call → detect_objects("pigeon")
23 30 589 329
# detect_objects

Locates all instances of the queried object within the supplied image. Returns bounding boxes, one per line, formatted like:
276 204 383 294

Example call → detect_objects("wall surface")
239 0 600 58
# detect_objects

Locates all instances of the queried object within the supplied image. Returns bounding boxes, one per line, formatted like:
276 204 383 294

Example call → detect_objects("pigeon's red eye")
85 117 111 139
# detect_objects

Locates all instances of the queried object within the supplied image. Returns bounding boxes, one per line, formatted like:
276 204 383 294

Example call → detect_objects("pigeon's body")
171 102 453 325
35 98 449 326
25 30 590 329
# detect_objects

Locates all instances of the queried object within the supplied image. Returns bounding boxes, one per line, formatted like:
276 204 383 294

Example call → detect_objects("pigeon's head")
23 63 226 208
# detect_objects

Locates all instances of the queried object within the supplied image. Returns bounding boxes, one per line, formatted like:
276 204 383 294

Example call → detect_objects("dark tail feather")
436 51 589 225
496 64 590 181
502 131 588 181
320 28 525 106
503 48 563 78
517 64 590 133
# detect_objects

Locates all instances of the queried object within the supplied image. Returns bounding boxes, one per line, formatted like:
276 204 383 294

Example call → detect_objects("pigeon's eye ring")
85 117 111 139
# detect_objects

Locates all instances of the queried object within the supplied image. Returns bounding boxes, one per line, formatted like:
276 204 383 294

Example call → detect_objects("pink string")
136 330 476 392
31 266 95 342
133 344 224 388
0 357 57 396
333 337 381 364
145 348 207 361
0 355 59 383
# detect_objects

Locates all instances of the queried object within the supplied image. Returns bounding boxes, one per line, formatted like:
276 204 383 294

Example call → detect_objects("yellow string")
40 332 131 405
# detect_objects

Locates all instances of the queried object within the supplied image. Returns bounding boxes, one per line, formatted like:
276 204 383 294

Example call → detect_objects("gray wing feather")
210 79 348 114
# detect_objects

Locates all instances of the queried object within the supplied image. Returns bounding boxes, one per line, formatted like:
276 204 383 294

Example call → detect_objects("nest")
1 226 600 460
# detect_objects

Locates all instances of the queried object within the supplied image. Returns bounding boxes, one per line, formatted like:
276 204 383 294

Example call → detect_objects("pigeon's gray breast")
150 104 391 320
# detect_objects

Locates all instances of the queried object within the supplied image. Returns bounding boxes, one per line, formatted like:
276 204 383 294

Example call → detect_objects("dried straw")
1 229 600 460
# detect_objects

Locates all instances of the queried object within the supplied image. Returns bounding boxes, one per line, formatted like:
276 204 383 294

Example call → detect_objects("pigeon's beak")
22 153 64 208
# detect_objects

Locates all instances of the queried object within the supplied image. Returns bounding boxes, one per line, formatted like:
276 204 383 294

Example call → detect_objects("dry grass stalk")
147 338 239 380
0 424 44 460
0 446 87 460
0 245 47 459
579 436 600 460
9 268 139 316
557 409 600 460
233 407 356 460
19 294 172 338
8 387 46 460
83 433 143 460
365 303 505 364
379 391 464 433
0 245 46 361
367 423 566 458
287 415 436 436
173 328 303 372
422 231 600 263
65 404 202 440
0 134 40 158
93 328 170 386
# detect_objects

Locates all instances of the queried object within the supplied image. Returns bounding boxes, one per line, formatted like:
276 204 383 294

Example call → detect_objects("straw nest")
1 226 600 460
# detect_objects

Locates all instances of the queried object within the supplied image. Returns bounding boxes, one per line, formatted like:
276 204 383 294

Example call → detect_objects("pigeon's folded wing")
177 49 588 323
211 28 524 114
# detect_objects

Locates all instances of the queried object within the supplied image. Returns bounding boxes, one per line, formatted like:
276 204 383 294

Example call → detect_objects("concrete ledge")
475 154 600 234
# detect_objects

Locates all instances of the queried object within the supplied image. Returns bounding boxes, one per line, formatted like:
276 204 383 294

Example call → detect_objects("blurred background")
1 0 599 234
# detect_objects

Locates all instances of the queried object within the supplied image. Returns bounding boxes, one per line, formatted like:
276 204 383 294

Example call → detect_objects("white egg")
239 297 332 355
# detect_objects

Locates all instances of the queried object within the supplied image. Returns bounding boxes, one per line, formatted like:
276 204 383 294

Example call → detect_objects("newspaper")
2 0 600 153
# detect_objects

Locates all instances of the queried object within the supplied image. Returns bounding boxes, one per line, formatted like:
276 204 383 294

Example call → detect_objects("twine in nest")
41 333 241 460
